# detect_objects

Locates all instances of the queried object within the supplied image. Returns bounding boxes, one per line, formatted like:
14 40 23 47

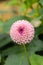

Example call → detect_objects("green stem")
23 44 31 65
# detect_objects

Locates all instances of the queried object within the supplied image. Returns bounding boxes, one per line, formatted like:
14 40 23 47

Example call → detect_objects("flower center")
18 27 24 34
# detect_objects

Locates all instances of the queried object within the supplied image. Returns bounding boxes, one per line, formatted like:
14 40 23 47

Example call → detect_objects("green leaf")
3 16 32 33
0 34 11 48
35 24 43 35
39 8 43 17
0 54 1 62
27 37 43 55
4 53 28 65
2 37 43 57
4 49 43 65
39 0 43 5
2 45 23 56
30 53 43 65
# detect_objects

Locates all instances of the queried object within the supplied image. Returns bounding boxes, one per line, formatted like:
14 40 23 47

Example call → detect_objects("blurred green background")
0 0 43 65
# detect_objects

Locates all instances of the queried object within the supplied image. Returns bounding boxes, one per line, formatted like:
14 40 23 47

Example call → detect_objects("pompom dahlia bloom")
10 20 35 45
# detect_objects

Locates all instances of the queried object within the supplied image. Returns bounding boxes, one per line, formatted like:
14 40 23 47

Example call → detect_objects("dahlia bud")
10 20 35 45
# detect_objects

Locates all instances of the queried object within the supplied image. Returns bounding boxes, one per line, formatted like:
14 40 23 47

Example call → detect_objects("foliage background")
0 0 43 65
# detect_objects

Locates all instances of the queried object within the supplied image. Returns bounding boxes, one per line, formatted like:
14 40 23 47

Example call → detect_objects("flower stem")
23 44 31 65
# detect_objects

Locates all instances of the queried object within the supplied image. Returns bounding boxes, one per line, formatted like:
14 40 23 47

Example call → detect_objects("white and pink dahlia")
10 20 35 45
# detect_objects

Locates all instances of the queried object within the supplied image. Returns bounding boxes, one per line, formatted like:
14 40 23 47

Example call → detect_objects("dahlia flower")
10 20 34 45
